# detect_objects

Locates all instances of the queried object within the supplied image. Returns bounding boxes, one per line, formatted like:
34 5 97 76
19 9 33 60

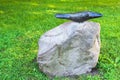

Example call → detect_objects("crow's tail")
55 14 70 19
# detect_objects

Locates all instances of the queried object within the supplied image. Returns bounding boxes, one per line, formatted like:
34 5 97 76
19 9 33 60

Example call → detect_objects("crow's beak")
89 12 102 18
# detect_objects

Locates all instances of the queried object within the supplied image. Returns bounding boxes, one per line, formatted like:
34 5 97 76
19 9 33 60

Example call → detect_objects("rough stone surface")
37 21 100 77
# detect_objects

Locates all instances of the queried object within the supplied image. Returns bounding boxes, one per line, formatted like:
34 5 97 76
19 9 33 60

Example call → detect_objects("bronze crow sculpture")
55 11 102 22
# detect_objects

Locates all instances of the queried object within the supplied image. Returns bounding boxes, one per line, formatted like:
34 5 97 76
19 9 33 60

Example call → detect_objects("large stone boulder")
37 21 100 77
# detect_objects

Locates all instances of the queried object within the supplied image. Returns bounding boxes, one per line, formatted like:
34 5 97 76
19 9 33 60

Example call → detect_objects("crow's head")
87 11 102 18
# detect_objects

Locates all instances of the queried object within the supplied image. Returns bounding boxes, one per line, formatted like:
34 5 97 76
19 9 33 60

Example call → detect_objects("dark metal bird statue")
55 11 102 22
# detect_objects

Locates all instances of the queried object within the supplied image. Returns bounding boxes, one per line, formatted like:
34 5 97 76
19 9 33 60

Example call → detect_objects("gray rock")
37 21 100 77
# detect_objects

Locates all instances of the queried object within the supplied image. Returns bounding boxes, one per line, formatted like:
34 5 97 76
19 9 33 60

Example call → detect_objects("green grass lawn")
0 0 120 80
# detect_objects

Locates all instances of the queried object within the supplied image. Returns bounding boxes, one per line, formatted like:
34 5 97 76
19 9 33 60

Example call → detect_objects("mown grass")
0 0 120 80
